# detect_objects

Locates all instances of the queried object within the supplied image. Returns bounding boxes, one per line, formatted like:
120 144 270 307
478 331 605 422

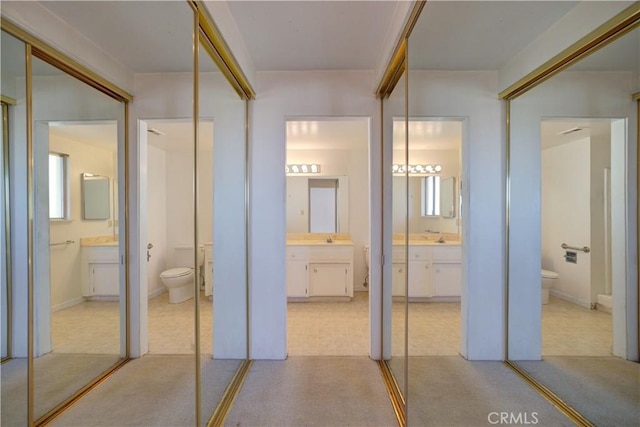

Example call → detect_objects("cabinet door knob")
313 268 317 273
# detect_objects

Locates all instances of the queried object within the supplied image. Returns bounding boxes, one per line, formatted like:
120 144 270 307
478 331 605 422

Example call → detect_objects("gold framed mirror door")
505 5 639 426
0 17 132 425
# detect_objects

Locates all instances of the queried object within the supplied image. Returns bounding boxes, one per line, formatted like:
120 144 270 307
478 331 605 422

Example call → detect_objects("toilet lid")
541 269 559 279
161 267 192 278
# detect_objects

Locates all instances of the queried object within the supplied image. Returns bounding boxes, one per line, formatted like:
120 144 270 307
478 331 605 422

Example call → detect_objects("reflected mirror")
439 176 455 218
32 56 125 421
81 173 110 220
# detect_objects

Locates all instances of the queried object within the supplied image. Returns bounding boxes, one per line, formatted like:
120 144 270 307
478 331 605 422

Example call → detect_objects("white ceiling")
38 1 217 73
28 1 639 75
541 119 613 150
49 122 117 151
226 1 399 70
408 1 580 70
393 119 462 150
286 119 369 150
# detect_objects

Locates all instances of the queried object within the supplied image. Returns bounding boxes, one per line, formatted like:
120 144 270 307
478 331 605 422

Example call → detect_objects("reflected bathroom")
144 119 212 355
540 118 621 357
391 118 463 359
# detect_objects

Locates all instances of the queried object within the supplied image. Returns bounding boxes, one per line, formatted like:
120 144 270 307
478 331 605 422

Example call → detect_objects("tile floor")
51 292 612 357
51 291 213 355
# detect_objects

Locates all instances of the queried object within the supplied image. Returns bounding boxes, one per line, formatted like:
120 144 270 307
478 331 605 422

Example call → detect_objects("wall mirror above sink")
392 118 462 236
286 175 349 233
81 173 110 220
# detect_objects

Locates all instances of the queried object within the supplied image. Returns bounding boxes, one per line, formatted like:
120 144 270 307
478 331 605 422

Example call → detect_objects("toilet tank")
172 245 204 268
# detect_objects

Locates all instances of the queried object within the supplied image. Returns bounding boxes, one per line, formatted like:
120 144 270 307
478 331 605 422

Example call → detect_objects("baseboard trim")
549 290 590 308
148 287 166 299
52 297 85 312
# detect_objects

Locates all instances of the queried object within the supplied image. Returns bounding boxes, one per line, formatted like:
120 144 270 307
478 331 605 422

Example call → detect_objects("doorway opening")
285 117 370 356
540 117 627 357
140 118 213 355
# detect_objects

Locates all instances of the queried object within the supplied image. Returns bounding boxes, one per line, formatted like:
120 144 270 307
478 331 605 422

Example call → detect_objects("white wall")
590 124 612 302
49 133 117 309
542 138 591 308
401 70 505 360
250 71 381 359
508 71 637 360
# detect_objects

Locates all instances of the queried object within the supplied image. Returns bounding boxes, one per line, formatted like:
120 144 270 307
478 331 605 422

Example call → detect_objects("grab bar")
561 243 590 253
50 240 75 246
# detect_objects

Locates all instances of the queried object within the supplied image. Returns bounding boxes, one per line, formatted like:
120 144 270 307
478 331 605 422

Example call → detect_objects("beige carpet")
517 356 640 427
49 355 241 426
389 356 575 426
1 353 121 426
225 356 398 426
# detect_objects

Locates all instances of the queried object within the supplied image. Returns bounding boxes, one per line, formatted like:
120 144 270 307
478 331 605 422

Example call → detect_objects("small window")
49 152 70 220
421 175 440 216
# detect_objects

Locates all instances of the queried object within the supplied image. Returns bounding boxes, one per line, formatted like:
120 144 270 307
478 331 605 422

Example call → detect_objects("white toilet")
541 269 559 305
160 245 204 304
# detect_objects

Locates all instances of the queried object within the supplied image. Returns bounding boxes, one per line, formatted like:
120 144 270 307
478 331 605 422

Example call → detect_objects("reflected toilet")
541 269 559 305
160 245 204 303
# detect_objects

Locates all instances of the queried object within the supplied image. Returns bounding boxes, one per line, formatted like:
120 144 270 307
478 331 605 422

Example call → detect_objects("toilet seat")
160 267 192 279
541 269 559 279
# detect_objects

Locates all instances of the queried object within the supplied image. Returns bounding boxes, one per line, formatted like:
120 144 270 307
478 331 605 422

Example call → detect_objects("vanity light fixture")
285 164 321 174
392 164 442 175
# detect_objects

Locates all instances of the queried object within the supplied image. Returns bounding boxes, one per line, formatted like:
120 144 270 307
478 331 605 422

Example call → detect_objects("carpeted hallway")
225 357 398 426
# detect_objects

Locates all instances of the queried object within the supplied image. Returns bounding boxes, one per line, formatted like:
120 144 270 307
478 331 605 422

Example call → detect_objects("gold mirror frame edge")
499 3 640 100
375 1 425 99
502 4 640 426
191 0 256 100
1 16 132 427
377 360 406 427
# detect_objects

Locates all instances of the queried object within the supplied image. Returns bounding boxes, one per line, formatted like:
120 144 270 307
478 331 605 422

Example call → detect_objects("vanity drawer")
308 246 352 261
83 246 119 263
431 246 461 262
408 246 431 260
287 247 308 259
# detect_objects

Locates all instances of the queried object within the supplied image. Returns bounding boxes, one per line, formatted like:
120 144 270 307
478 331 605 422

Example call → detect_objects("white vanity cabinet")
431 246 462 297
391 244 461 299
408 247 433 297
391 263 406 296
286 244 353 299
82 245 120 298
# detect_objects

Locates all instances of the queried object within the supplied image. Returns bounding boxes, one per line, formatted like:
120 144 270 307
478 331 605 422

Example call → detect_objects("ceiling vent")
556 127 584 136
147 128 165 136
